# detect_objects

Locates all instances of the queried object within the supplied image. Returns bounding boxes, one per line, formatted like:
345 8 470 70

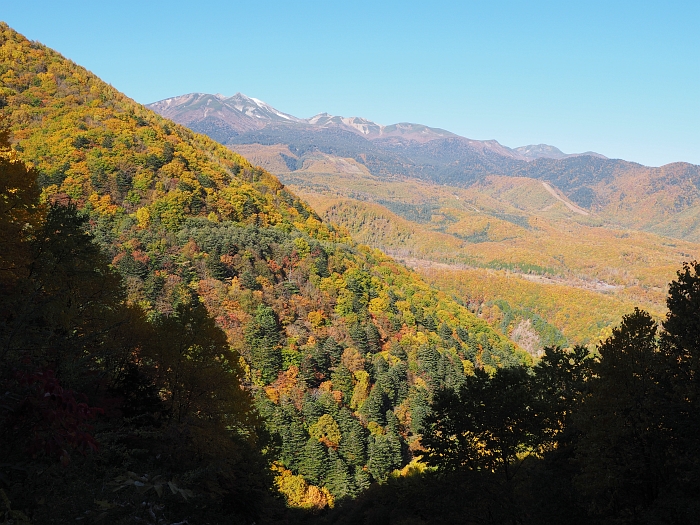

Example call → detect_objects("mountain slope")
0 22 526 511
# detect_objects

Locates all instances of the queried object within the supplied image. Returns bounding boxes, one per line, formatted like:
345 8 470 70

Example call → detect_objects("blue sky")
4 1 699 166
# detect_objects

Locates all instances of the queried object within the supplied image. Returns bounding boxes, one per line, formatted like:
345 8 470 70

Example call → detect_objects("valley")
220 143 696 348
148 94 700 350
0 24 525 521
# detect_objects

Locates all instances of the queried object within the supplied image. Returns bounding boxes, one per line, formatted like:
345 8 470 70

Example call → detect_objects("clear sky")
3 1 699 166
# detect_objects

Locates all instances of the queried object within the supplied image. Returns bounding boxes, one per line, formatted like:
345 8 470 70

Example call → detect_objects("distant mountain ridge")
148 92 700 242
149 92 461 146
147 92 600 159
514 143 607 161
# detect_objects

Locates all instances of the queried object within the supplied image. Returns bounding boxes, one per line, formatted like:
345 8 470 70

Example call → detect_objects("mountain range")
148 93 700 243
148 92 605 160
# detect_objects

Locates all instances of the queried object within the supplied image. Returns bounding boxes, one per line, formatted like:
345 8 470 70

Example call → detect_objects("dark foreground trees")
339 266 700 525
0 134 278 524
420 345 592 481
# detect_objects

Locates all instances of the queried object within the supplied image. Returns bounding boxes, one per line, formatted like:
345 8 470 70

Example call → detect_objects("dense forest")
315 275 700 524
0 23 521 523
1 22 700 525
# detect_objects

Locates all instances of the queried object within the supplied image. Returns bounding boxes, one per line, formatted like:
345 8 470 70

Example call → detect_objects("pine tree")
353 467 371 495
422 314 438 332
301 392 324 423
361 385 389 426
417 344 441 391
366 322 382 353
372 354 389 379
386 362 409 404
299 437 328 486
442 350 466 391
438 322 456 347
385 410 404 467
311 341 331 379
281 420 308 471
323 336 343 366
324 449 353 499
245 304 282 384
349 322 369 353
368 433 400 481
331 364 354 402
408 387 431 435
338 409 367 467
299 351 318 386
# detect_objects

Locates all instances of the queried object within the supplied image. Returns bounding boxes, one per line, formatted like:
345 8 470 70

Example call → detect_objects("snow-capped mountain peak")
223 93 301 123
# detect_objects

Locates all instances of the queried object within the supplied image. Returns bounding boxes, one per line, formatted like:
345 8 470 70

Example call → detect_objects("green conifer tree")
301 392 324 423
408 387 431 435
366 322 382 353
368 433 400 481
349 322 369 354
353 467 371 495
281 420 308 471
338 409 367 467
385 410 404 467
331 364 354 401
325 449 353 499
245 304 282 384
361 385 389 426
323 337 343 366
299 437 328 486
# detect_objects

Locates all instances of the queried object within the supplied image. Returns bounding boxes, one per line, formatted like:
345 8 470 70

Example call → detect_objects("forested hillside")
280 170 695 351
0 23 527 522
314 272 700 524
